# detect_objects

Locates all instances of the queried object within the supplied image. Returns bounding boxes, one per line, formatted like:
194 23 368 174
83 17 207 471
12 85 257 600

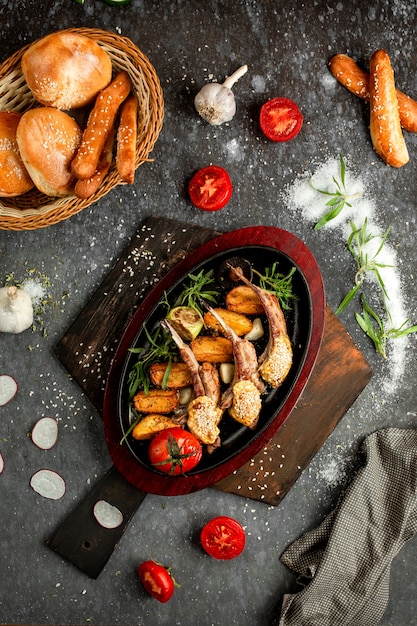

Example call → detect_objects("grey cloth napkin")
279 428 417 626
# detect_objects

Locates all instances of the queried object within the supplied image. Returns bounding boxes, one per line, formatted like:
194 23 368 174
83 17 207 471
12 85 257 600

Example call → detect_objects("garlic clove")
0 285 34 334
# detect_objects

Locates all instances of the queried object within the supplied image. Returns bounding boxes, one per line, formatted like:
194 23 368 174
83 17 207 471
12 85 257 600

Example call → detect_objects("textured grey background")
0 1 416 625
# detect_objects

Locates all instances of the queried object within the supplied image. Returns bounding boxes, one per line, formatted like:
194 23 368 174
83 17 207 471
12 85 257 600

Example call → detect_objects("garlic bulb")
0 285 33 334
194 64 248 125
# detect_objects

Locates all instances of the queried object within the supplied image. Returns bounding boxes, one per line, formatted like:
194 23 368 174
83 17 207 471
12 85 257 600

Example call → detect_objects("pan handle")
46 466 147 579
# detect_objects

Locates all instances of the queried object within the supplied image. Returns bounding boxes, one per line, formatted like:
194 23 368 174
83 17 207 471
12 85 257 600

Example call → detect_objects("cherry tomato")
188 165 232 211
259 97 303 142
137 560 175 603
148 427 202 475
200 515 246 560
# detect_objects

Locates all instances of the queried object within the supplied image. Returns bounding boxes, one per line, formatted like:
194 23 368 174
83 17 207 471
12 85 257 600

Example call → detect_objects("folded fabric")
279 428 417 626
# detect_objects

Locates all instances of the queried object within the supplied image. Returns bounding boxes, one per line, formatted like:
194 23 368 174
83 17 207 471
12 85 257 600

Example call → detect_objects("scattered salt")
22 279 47 308
251 74 267 93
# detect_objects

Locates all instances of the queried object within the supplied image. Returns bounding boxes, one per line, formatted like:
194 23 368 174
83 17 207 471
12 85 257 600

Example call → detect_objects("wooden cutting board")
55 215 372 507
49 215 372 578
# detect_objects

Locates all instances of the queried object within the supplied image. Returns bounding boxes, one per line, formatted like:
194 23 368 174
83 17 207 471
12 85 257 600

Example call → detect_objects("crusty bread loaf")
16 107 82 196
369 49 409 168
21 31 113 110
0 111 34 197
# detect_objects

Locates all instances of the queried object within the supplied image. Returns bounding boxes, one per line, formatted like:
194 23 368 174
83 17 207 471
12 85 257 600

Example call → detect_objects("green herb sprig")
128 325 177 397
120 407 142 445
335 218 417 357
310 155 363 230
336 218 392 315
253 264 297 310
355 294 417 359
173 269 219 315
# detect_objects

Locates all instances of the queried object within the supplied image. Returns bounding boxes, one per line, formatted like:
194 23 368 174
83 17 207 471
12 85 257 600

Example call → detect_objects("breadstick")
116 94 138 184
329 53 417 133
71 71 131 180
74 127 115 199
369 49 409 168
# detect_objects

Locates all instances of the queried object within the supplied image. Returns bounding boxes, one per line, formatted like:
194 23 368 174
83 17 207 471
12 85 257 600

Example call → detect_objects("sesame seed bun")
0 111 34 197
21 31 113 110
16 107 82 197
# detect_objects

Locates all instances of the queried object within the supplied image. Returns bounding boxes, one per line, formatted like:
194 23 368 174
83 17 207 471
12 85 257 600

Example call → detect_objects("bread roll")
21 31 113 110
0 111 34 197
16 107 82 196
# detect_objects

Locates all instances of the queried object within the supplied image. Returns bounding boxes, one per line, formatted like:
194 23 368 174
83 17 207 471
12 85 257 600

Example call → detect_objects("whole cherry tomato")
260 97 303 142
137 560 175 603
148 427 202 475
200 515 246 560
188 165 232 211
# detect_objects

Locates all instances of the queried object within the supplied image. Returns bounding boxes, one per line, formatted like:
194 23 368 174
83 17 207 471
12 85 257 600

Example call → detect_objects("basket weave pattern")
0 28 164 230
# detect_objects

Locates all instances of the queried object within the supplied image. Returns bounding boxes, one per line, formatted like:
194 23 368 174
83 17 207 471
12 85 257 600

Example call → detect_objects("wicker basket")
0 28 164 231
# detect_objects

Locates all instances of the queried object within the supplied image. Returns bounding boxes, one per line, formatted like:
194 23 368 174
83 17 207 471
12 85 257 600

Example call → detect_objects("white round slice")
93 500 124 529
0 451 4 474
30 469 66 500
0 375 18 406
31 417 58 450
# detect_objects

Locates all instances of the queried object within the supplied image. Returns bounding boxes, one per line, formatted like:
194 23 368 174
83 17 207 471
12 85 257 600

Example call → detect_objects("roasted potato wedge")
149 362 193 388
225 285 264 315
204 308 253 336
190 336 233 363
132 414 179 440
133 389 179 414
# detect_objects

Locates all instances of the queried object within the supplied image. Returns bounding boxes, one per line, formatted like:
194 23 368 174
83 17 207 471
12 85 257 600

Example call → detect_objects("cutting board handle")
46 466 146 579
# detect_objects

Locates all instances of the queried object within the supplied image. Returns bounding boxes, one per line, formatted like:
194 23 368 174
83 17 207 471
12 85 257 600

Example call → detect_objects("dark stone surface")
0 1 416 624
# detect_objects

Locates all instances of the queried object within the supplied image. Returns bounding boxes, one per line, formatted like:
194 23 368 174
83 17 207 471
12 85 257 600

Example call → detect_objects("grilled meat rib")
205 304 263 429
160 319 223 445
229 266 293 388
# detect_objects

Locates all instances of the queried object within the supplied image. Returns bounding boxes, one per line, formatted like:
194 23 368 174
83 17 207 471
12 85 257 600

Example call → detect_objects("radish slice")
93 500 124 529
0 375 18 406
31 417 58 450
30 469 66 500
0 451 4 474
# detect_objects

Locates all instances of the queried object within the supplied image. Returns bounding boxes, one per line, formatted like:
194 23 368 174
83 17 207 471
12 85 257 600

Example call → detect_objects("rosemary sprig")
173 269 219 315
355 294 417 359
127 324 177 397
253 263 297 310
120 407 142 445
336 218 393 315
310 154 363 230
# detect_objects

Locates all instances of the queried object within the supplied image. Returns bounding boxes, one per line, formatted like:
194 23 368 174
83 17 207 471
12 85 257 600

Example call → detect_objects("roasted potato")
190 336 233 363
133 389 179 414
204 308 253 336
149 362 193 388
225 285 264 315
132 414 179 440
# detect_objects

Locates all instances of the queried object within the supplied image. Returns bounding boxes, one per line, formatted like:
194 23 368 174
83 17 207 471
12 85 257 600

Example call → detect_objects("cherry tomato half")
259 97 303 142
137 560 175 603
188 165 232 211
148 427 202 475
200 516 246 560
